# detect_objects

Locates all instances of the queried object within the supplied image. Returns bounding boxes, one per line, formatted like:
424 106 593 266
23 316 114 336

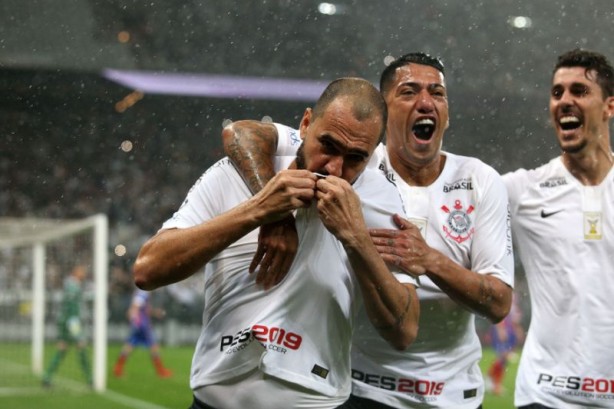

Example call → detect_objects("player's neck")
393 153 446 187
562 142 613 186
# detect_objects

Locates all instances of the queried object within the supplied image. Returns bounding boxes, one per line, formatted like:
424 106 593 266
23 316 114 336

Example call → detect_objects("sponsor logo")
537 373 614 400
443 178 473 193
378 162 397 186
352 369 444 402
540 209 563 218
441 200 475 243
540 177 568 188
220 324 302 355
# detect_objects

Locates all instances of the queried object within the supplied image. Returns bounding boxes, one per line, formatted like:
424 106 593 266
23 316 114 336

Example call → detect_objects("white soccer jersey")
276 128 514 409
504 156 614 409
162 129 415 407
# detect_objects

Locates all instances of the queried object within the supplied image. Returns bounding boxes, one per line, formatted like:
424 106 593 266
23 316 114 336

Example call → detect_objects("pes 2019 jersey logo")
220 324 303 355
441 200 475 243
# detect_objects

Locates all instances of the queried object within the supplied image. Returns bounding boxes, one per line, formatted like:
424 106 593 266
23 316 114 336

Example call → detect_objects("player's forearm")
222 120 279 194
134 199 271 290
426 253 512 323
344 234 419 350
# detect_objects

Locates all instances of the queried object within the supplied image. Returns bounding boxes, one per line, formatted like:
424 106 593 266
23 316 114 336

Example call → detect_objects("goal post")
0 214 109 392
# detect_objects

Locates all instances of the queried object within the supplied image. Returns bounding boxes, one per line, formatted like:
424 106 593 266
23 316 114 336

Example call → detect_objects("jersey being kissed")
162 129 414 408
275 126 514 409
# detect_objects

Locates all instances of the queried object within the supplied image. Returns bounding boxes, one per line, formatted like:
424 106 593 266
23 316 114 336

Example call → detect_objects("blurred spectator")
486 296 525 395
113 288 172 378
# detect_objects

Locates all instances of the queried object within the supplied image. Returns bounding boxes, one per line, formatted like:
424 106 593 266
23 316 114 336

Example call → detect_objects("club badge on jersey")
441 200 475 243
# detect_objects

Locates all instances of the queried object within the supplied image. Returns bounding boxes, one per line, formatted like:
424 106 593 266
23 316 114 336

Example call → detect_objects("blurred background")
0 1 613 404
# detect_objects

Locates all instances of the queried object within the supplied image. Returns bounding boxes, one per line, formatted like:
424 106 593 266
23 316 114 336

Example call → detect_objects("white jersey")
275 129 514 408
504 157 614 408
162 130 415 407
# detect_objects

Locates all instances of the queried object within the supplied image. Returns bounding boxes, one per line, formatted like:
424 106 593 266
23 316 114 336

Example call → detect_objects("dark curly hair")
554 49 614 98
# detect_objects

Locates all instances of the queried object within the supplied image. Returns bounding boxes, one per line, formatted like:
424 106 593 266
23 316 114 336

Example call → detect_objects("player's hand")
252 169 317 223
369 214 431 277
250 215 298 290
314 176 365 243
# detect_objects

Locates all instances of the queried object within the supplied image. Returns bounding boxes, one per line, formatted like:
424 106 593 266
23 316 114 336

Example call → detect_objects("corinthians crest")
441 200 475 243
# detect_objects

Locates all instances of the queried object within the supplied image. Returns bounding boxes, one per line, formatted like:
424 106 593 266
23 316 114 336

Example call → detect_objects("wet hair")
312 77 388 143
554 49 614 98
379 52 445 96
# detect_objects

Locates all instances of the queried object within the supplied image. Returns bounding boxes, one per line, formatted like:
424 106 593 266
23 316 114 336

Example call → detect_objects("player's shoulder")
354 167 404 213
441 152 506 197
202 157 237 177
190 157 245 192
502 156 563 186
354 166 398 196
132 289 149 305
273 123 302 155
444 151 500 177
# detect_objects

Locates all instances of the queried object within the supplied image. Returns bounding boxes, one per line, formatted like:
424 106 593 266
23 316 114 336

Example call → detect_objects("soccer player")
486 296 524 396
222 52 514 409
133 77 419 409
504 49 614 409
42 264 92 387
113 288 172 378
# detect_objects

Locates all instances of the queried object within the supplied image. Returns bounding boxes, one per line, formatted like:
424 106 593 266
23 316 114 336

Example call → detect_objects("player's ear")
299 108 312 140
604 95 614 121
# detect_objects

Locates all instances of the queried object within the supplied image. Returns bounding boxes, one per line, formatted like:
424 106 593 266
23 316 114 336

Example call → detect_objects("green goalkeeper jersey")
57 276 84 341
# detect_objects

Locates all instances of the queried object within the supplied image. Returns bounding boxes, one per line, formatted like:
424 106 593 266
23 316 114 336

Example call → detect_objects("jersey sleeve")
471 167 514 287
501 168 529 216
273 123 301 157
355 169 418 288
161 158 247 231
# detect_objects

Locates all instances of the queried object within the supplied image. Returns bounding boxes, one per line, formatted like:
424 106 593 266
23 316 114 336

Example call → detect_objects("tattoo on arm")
225 123 277 194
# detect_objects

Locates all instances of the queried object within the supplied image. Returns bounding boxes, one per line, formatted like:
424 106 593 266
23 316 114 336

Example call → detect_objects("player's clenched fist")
315 175 365 243
250 169 317 224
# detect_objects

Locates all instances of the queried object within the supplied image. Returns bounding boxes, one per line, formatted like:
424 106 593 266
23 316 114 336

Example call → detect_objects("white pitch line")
100 389 172 409
0 387 49 396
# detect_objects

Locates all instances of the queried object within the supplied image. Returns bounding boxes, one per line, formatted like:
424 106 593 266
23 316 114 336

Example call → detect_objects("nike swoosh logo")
541 209 563 218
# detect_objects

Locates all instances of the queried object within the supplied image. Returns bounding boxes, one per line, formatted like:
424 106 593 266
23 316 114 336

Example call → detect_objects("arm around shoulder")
222 120 279 193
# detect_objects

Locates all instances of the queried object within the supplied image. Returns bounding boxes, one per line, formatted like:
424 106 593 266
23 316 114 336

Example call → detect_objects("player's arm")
371 216 511 323
222 120 279 193
425 258 511 323
316 177 419 350
134 169 316 290
371 168 514 324
222 120 298 289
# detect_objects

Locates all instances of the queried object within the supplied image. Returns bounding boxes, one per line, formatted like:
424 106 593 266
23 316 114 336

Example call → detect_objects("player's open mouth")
413 118 436 140
559 115 582 131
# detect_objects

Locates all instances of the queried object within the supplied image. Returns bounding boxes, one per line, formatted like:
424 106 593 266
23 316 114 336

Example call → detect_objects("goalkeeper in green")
42 264 92 387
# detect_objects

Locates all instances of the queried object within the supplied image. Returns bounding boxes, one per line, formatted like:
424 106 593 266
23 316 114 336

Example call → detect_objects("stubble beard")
295 143 306 170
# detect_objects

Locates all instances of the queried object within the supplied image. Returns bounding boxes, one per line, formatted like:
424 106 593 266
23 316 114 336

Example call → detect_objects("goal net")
0 214 108 392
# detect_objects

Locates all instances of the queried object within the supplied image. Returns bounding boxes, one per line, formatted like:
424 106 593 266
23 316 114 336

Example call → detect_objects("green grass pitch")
0 343 517 408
